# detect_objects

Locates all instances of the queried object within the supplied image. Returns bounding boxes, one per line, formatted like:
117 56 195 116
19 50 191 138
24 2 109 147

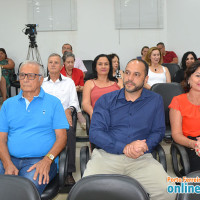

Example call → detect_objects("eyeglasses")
18 73 42 80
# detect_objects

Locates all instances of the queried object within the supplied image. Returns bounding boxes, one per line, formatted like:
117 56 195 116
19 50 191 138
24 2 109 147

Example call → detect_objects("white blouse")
147 66 167 87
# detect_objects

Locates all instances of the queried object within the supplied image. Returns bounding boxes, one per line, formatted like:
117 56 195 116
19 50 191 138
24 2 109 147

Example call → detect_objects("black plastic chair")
176 170 200 200
8 64 21 97
8 72 20 97
162 63 180 81
151 83 184 141
67 174 149 200
83 60 94 82
170 141 190 177
0 175 41 200
41 146 68 200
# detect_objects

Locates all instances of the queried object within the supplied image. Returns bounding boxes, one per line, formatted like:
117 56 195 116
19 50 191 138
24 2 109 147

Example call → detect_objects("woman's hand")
195 137 200 156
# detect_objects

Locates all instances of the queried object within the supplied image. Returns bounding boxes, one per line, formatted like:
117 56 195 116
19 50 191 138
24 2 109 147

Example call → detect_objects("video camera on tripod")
25 24 37 44
23 24 37 47
22 24 43 66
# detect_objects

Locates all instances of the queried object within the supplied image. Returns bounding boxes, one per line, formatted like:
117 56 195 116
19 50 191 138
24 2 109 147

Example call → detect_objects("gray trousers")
83 149 176 200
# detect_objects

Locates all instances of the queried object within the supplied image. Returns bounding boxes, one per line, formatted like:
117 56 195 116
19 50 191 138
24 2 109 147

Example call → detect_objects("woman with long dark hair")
82 54 123 118
108 53 123 79
173 51 198 83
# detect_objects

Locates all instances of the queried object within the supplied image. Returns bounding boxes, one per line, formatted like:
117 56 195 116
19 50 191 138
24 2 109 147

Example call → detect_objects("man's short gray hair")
48 53 63 65
19 60 45 77
62 52 75 62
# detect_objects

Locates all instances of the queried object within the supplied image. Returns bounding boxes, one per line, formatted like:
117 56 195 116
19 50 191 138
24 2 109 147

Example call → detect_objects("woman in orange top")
169 60 200 172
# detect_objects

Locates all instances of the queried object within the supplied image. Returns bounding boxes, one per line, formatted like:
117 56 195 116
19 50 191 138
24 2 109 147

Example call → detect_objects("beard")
123 80 145 93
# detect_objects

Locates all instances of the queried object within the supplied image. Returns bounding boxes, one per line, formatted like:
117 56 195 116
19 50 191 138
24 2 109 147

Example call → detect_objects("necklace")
66 70 72 76
150 65 159 72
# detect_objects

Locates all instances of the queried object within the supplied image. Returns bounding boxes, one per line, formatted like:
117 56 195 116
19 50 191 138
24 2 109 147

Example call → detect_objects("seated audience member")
169 60 200 172
0 76 7 102
61 52 84 92
173 51 198 83
108 53 123 79
42 53 79 186
137 46 149 61
83 59 176 200
0 61 68 195
62 43 87 76
0 48 15 101
157 42 178 64
144 47 171 89
60 52 86 130
82 54 123 119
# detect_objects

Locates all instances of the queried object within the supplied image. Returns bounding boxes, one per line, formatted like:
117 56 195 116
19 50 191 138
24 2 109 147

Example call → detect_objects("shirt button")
28 110 30 112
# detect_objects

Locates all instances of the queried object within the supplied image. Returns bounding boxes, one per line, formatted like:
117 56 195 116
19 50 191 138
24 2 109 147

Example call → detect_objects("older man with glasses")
0 60 68 195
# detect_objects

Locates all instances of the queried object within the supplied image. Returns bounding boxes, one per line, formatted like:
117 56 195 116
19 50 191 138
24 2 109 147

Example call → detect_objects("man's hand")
4 162 19 175
65 109 72 126
27 157 52 185
123 140 148 159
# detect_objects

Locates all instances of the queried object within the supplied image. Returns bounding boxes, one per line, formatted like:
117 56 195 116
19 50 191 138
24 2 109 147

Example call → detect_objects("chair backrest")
151 82 184 126
67 174 149 200
83 60 94 81
0 175 41 200
162 63 180 81
176 170 200 200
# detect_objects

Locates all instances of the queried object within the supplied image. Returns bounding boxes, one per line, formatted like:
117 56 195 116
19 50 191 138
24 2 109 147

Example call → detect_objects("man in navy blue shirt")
83 59 175 200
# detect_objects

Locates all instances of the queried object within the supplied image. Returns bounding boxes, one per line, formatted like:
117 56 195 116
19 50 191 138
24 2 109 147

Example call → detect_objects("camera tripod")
26 40 43 66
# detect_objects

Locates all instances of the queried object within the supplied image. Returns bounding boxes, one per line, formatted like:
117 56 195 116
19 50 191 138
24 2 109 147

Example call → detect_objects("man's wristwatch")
46 153 54 161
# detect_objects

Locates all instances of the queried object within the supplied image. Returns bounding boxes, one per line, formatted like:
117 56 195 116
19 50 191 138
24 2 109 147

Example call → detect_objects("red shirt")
60 67 84 86
163 51 177 63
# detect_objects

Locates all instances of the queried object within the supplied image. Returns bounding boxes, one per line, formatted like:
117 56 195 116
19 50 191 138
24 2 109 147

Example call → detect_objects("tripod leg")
26 46 31 60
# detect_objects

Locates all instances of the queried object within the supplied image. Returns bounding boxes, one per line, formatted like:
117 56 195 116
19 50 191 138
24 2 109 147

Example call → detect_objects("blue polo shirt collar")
118 88 151 102
17 87 45 101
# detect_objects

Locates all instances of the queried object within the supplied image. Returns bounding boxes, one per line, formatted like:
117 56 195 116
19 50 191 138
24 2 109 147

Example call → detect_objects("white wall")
167 0 200 62
0 0 199 72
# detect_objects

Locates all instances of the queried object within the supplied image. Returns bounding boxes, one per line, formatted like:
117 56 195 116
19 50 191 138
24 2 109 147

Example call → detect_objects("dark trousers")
67 126 76 172
186 136 200 172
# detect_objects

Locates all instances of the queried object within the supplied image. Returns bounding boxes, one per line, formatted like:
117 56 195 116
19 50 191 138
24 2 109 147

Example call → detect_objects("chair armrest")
152 144 167 172
72 108 77 132
80 146 90 177
58 146 68 188
85 112 90 136
170 142 190 177
82 111 90 136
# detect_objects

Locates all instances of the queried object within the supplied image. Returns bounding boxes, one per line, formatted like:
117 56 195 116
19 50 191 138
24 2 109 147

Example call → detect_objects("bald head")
126 59 149 77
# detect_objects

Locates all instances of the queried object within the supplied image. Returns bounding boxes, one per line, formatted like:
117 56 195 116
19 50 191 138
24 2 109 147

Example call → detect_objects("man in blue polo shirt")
83 59 176 200
0 60 68 195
